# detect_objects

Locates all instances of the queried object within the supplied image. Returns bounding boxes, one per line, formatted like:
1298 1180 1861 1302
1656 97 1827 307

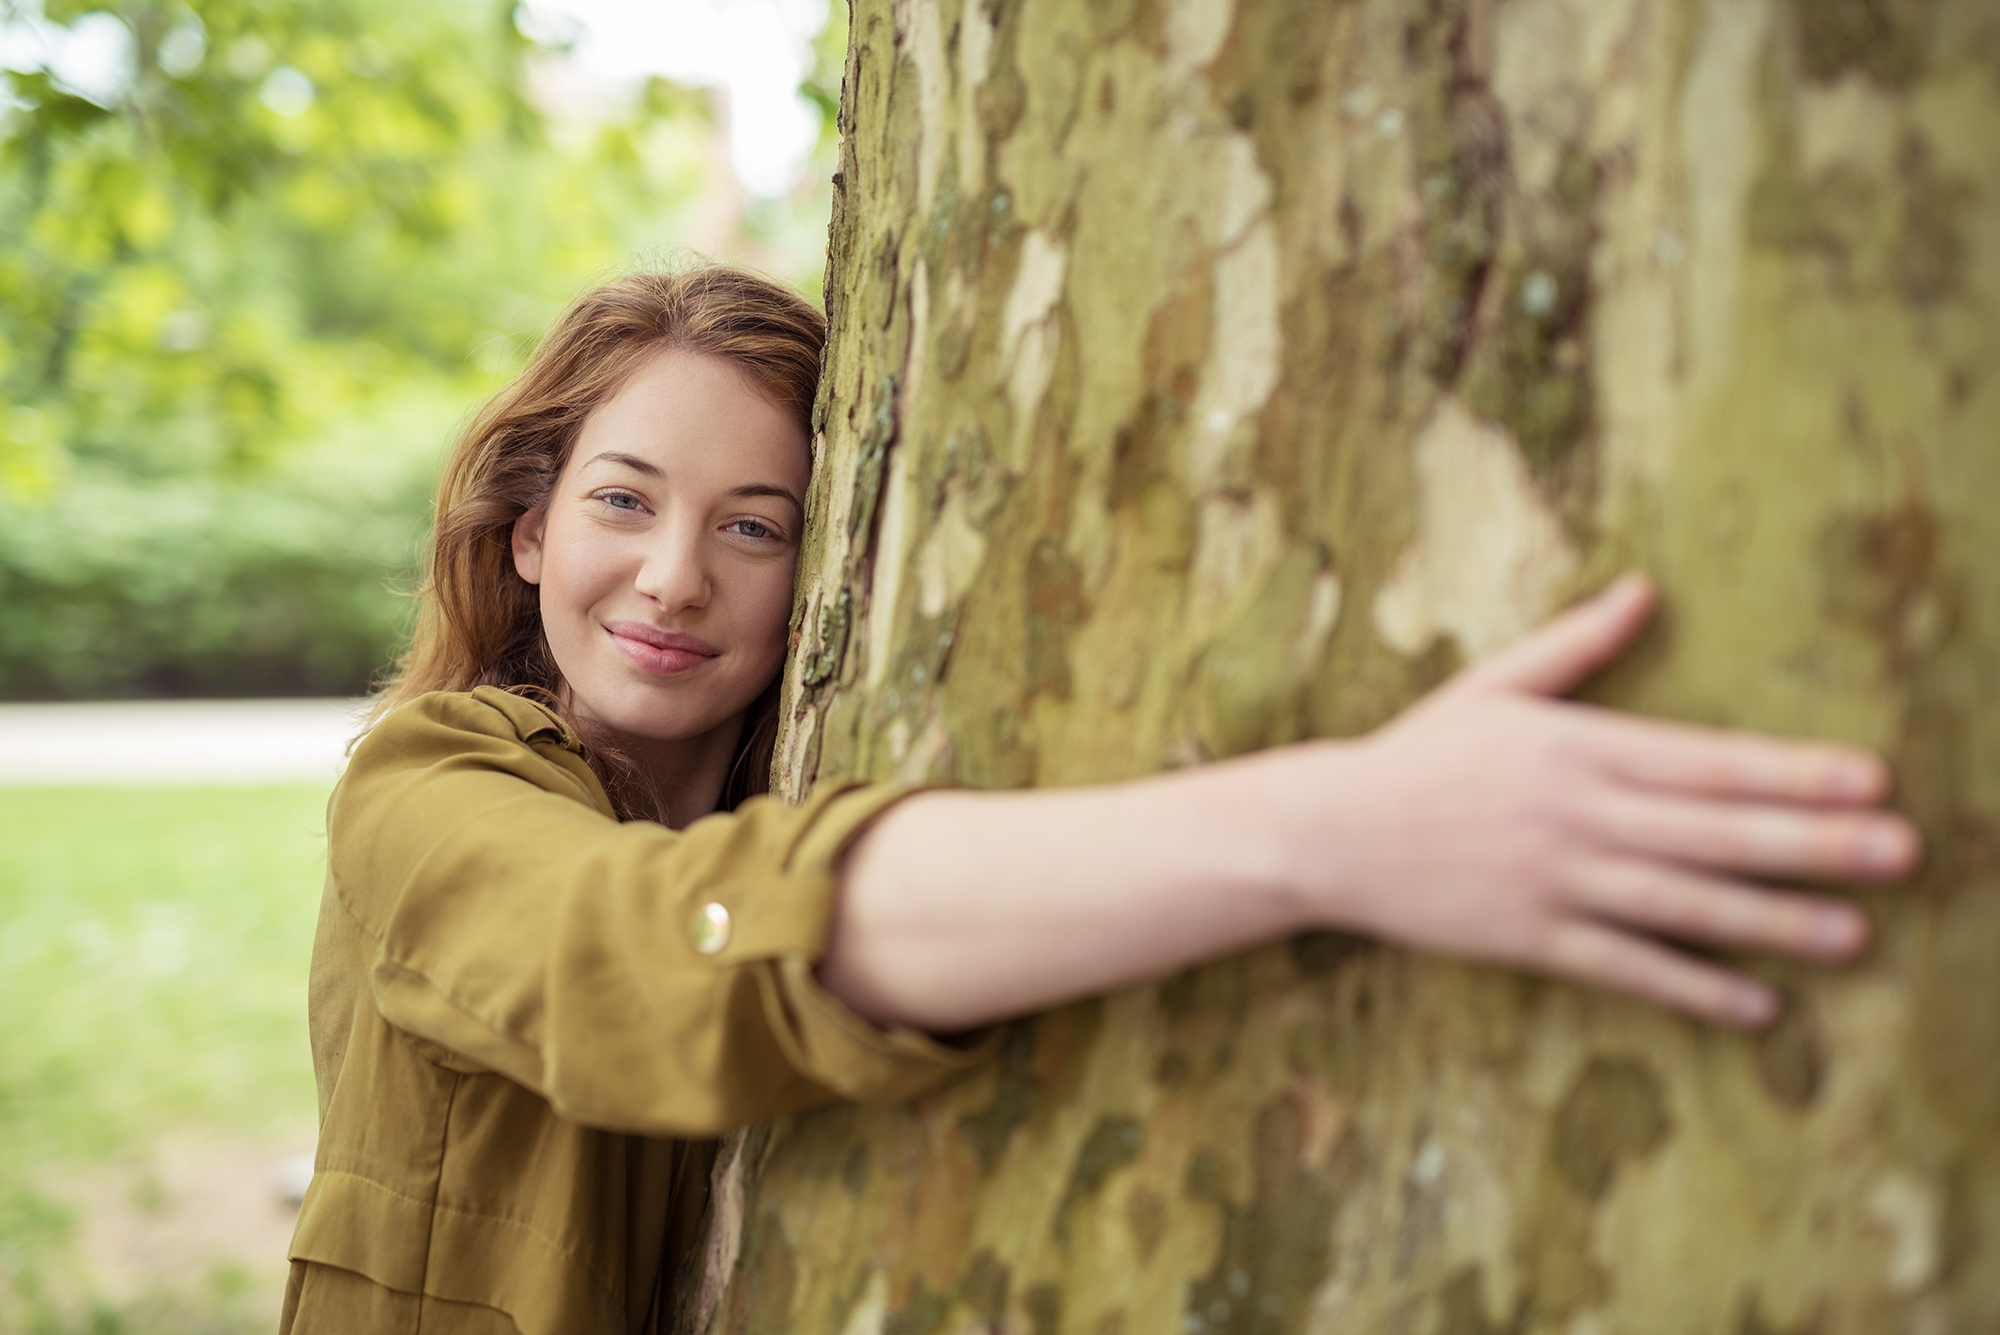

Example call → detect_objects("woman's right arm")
820 577 1921 1033
329 687 987 1136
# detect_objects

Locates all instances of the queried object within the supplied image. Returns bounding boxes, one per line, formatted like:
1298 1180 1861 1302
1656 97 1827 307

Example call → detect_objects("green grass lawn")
0 785 330 1334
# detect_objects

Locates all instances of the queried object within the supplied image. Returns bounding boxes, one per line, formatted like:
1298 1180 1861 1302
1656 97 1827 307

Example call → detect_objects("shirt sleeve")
326 687 991 1137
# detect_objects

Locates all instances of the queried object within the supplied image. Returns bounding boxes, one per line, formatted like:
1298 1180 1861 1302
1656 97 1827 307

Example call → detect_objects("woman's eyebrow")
582 452 800 510
730 483 804 511
582 451 660 475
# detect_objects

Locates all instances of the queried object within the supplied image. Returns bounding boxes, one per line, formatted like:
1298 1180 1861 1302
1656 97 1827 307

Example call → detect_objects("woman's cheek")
746 564 797 670
543 517 620 599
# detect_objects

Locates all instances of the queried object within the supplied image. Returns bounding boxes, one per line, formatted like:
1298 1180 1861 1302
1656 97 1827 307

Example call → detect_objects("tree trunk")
687 1 2000 1330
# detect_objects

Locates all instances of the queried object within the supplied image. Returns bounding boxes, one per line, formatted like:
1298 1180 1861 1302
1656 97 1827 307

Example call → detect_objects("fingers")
1564 854 1869 960
1542 921 1779 1027
1590 788 1919 882
1584 712 1890 805
1461 574 1654 697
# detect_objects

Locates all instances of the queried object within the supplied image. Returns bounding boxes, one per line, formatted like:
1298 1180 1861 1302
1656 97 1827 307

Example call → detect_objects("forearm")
818 749 1342 1031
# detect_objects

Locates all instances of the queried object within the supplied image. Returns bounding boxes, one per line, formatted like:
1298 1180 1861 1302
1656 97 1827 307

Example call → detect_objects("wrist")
1228 737 1388 938
1149 741 1361 941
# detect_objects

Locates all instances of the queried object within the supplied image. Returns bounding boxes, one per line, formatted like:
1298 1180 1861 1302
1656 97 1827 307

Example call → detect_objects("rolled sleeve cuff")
761 955 999 1104
747 780 998 1103
682 780 924 965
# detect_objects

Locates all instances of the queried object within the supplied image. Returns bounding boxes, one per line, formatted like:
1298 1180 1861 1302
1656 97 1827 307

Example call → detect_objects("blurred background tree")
0 0 840 699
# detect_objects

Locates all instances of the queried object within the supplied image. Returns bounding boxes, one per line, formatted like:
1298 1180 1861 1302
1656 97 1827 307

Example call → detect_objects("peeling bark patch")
1286 1074 1349 1173
976 62 1026 140
1181 1100 1337 1335
1126 1186 1167 1261
1416 151 1499 385
1156 962 1252 1085
1214 135 1276 250
850 376 902 550
1003 231 1070 358
1737 1294 1823 1335
1821 499 1949 672
884 1274 953 1335
802 376 901 697
893 0 949 211
1463 242 1596 485
717 1205 796 1334
868 438 917 691
1188 492 1285 636
1118 258 1214 508
1406 15 1510 388
1755 997 1826 1110
957 1248 1011 1324
1192 528 1320 756
916 490 988 619
837 1269 891 1335
841 1142 872 1195
801 588 854 688
957 1024 1037 1173
1866 1169 1942 1292
1435 1264 1518 1335
1287 930 1365 978
695 1132 751 1334
1372 397 1578 661
1792 0 1936 89
1027 537 1088 699
1002 230 1070 456
1549 1056 1672 1200
1892 137 1972 306
1164 0 1233 77
1212 0 1337 159
1188 221 1283 488
1053 1116 1144 1243
1024 1283 1062 1335
1911 889 2000 1129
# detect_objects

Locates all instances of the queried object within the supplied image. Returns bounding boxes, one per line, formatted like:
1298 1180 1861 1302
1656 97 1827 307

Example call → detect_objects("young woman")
284 267 1919 1334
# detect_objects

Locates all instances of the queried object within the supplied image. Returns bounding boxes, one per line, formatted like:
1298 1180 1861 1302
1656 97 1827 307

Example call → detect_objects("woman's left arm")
820 577 1920 1033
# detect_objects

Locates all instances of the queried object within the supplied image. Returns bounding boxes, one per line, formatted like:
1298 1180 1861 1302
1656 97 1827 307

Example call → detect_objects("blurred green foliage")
0 0 817 698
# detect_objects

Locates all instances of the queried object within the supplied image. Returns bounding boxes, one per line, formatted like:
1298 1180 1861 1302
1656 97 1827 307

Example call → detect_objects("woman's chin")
581 692 746 750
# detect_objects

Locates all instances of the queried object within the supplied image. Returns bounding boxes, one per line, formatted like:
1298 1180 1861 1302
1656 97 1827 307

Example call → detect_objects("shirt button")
693 902 733 955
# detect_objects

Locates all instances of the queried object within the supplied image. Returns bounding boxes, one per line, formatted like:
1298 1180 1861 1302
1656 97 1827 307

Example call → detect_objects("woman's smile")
603 621 720 677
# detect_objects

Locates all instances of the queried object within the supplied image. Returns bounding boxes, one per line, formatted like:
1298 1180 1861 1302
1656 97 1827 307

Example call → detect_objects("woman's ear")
511 509 548 585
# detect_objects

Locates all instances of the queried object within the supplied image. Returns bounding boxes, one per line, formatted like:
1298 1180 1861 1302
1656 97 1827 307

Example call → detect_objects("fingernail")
1810 910 1863 955
1828 762 1879 801
1606 573 1646 603
1732 988 1778 1026
1861 826 1909 872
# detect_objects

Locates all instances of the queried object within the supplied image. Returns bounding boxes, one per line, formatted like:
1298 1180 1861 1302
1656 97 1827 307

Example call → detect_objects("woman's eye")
599 492 644 512
729 519 777 540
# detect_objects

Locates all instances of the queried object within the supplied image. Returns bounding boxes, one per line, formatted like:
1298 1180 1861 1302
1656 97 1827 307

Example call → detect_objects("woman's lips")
603 622 720 677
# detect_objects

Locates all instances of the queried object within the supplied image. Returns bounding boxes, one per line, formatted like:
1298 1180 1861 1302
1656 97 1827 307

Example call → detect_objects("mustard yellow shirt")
283 687 986 1334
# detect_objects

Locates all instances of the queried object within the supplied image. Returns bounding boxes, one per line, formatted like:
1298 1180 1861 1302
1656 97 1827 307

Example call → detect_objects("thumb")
1459 574 1656 697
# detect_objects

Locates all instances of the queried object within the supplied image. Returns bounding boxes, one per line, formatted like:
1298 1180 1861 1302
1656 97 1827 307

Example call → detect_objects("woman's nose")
633 521 711 612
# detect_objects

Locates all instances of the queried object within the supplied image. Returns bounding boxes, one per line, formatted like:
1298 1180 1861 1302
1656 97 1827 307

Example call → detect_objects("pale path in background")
0 698 365 785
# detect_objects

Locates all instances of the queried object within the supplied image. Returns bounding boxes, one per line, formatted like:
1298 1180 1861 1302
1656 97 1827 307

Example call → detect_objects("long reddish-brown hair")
372 266 826 818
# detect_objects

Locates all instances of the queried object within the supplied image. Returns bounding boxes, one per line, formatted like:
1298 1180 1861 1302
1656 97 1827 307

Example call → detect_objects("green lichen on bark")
705 0 2000 1330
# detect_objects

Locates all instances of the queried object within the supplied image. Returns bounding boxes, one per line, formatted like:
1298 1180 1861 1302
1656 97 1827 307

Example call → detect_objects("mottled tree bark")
687 1 2000 1330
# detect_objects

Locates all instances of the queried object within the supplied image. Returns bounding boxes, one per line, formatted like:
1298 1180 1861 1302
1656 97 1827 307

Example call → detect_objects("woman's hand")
1281 574 1920 1026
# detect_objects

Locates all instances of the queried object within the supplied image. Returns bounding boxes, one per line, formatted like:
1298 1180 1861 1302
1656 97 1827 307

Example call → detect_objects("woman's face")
511 349 809 751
